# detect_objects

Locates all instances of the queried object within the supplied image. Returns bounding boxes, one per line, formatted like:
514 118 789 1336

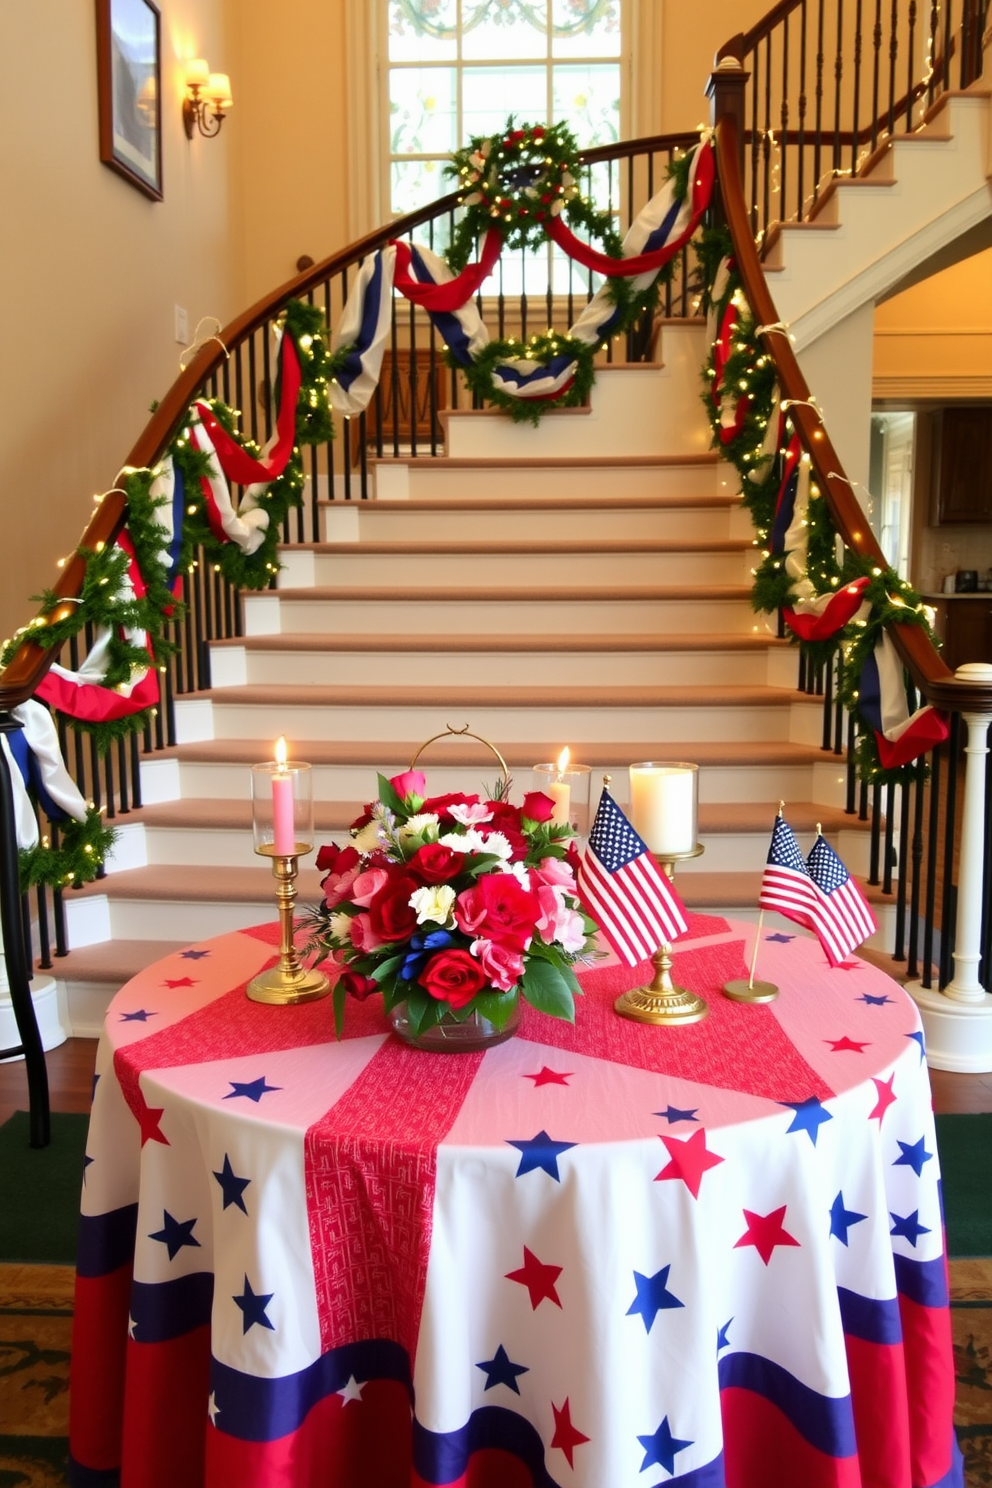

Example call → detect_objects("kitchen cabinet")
927 594 992 671
931 406 992 524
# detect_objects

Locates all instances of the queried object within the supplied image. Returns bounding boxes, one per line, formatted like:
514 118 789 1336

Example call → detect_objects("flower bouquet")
303 768 599 1049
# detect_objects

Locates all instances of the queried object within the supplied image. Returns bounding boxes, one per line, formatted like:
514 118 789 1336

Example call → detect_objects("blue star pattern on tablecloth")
654 1105 699 1124
233 1275 274 1333
829 1191 868 1246
507 1131 577 1181
120 1009 157 1023
626 1266 684 1334
779 1096 833 1145
223 1077 282 1103
213 1154 251 1213
890 1210 931 1247
858 993 893 1006
476 1344 529 1393
894 1136 933 1178
180 949 210 959
637 1416 693 1474
149 1211 201 1261
766 933 795 943
906 1031 926 1064
717 1319 733 1352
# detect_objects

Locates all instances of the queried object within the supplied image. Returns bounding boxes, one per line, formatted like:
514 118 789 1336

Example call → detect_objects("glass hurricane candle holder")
628 761 699 859
533 760 592 837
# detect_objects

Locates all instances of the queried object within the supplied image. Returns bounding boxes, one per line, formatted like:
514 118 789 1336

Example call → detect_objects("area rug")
0 1113 87 1266
0 1262 73 1487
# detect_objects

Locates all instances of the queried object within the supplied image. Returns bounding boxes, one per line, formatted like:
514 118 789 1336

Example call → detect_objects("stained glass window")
386 0 624 219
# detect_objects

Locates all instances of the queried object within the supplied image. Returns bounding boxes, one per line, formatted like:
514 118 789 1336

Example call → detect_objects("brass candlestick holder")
247 748 329 1006
614 844 709 1026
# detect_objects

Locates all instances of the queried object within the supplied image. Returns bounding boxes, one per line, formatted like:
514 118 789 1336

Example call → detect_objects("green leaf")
371 954 406 983
332 981 347 1040
522 959 575 1022
377 773 407 817
471 989 520 1030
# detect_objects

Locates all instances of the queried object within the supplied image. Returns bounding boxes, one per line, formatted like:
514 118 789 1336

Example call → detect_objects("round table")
69 912 962 1488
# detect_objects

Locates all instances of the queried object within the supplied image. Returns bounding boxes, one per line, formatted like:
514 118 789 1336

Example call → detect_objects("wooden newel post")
706 39 749 231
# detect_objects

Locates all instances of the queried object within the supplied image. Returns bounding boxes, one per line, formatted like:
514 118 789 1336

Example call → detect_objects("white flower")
440 828 485 853
352 821 384 855
409 884 456 926
499 859 532 889
397 813 439 843
479 830 513 860
328 911 353 942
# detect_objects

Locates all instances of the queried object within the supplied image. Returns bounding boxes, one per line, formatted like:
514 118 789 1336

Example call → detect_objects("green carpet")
0 1114 88 1266
937 1113 992 1258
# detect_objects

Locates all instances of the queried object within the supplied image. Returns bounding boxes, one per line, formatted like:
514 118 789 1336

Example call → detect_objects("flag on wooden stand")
806 833 877 966
577 788 688 967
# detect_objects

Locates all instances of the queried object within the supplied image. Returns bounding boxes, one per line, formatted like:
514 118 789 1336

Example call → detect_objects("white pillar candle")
547 779 571 825
629 763 697 857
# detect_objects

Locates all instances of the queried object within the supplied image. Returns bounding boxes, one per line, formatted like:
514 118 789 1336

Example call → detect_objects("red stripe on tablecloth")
721 1388 862 1488
120 1328 212 1488
898 1291 957 1488
521 938 834 1102
205 1374 412 1487
844 1333 912 1488
305 1039 484 1358
69 1268 132 1474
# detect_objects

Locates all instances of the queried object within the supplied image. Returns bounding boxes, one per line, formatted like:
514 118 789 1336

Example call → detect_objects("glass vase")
389 993 521 1051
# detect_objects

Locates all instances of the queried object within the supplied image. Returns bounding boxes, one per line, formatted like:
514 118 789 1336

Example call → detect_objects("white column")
907 662 992 1071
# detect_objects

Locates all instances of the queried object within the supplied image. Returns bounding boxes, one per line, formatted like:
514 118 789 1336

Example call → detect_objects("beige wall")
874 250 992 398
0 0 235 645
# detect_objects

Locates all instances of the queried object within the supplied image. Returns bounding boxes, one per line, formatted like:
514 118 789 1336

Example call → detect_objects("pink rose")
420 948 488 1008
471 938 524 993
351 867 390 907
522 791 556 823
389 769 426 801
552 905 587 953
454 875 540 951
320 844 362 909
533 857 577 893
349 913 384 952
534 882 564 940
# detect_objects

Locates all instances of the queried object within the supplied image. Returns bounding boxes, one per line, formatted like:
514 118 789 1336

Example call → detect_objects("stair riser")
176 698 822 747
143 756 833 808
112 819 867 877
321 500 752 545
65 893 283 945
243 594 756 637
373 461 721 504
210 644 789 691
298 548 753 588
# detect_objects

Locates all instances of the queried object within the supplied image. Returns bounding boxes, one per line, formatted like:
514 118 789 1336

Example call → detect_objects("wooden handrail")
711 112 973 708
0 131 701 712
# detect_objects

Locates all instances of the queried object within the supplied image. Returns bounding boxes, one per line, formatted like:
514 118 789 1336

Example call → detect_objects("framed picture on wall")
96 0 163 201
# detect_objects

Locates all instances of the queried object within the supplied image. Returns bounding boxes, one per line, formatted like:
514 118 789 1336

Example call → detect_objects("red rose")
316 842 359 875
454 874 540 950
409 843 467 884
350 804 374 830
420 948 487 1008
487 800 522 829
368 874 420 942
480 820 529 862
342 971 378 1001
522 791 556 824
421 792 478 821
319 844 362 909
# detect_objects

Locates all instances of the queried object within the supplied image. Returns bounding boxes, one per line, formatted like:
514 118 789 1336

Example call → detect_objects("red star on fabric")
162 977 197 988
869 1073 897 1124
505 1247 562 1310
734 1205 800 1265
655 1128 724 1199
136 1099 169 1148
551 1398 590 1467
524 1067 573 1087
825 1036 870 1053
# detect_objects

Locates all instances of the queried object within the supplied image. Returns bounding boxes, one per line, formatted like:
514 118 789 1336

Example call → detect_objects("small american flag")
807 833 877 966
758 816 822 933
577 789 688 966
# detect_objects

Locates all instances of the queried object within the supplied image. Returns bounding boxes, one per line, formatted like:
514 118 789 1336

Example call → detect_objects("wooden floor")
2 1036 991 1127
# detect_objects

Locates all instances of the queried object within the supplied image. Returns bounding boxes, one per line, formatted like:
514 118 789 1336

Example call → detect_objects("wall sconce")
183 59 233 139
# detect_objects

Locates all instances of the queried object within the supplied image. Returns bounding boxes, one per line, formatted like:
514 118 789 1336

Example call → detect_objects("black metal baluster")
130 730 142 810
883 780 896 894
871 0 883 152
927 0 939 107
869 778 882 883
907 765 926 977
408 301 419 458
894 781 911 957
50 820 67 957
833 0 845 175
36 883 51 970
103 743 115 822
750 43 763 235
922 738 942 987
780 15 790 226
798 0 809 219
846 711 857 813
821 651 834 749
907 1 918 127
117 737 129 814
852 0 864 175
814 0 826 206
763 35 773 243
888 0 899 140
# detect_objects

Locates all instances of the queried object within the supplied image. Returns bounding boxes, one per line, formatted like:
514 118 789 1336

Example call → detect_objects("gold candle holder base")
247 848 330 1006
722 977 779 1004
615 942 709 1026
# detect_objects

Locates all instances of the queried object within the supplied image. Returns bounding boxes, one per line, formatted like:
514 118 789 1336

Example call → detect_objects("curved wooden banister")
0 131 701 712
712 112 975 708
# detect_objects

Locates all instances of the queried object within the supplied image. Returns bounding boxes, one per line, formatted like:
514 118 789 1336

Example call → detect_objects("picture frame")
96 0 163 201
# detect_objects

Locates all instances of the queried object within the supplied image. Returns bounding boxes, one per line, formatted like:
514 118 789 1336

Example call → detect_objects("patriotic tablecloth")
69 914 962 1488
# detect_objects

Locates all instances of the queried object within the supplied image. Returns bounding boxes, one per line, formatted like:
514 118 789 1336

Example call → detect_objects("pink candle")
272 738 295 855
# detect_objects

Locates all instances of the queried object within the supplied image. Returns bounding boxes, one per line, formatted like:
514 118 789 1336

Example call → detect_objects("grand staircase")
50 328 885 1036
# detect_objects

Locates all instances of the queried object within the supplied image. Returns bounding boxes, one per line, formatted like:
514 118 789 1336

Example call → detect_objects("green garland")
699 247 941 785
19 806 117 894
459 331 599 425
